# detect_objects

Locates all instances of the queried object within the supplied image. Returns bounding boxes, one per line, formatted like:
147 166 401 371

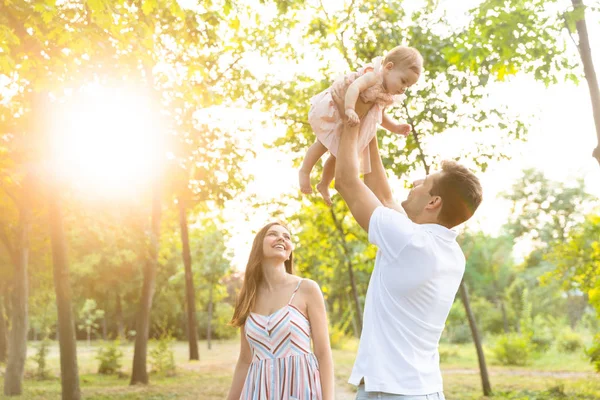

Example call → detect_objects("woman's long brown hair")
230 222 294 327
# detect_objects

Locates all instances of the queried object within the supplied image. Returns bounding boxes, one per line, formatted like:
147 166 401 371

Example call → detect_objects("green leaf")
142 0 156 15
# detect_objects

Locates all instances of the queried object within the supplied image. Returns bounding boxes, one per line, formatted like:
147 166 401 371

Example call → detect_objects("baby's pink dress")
308 56 398 174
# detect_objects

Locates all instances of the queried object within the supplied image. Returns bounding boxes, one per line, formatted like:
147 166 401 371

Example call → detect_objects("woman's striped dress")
240 279 322 400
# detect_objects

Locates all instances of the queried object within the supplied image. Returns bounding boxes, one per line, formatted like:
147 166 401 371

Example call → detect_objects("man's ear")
426 196 442 211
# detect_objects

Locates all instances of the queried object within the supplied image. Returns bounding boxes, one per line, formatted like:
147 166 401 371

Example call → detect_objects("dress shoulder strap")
288 279 304 305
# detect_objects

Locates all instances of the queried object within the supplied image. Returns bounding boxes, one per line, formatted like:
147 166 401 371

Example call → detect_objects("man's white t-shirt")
348 206 466 395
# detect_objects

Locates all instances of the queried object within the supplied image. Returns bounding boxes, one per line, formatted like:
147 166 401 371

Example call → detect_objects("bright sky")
223 0 600 270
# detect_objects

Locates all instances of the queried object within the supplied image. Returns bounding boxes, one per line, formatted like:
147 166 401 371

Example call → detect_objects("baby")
299 46 423 205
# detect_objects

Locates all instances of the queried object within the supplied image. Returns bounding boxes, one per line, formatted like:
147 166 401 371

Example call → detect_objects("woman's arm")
226 326 253 400
305 280 335 400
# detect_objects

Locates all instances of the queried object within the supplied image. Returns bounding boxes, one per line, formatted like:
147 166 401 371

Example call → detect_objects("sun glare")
50 85 162 199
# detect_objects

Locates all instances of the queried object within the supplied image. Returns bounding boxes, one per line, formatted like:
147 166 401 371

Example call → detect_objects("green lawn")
0 339 598 399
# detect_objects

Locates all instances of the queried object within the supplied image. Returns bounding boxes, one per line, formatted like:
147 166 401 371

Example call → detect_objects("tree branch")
402 102 430 174
208 55 243 86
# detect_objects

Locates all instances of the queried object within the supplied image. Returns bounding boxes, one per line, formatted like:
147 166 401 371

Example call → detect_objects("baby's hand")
345 109 360 127
393 123 411 136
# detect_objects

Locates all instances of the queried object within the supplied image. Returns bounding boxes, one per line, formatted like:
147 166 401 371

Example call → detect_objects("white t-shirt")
348 206 466 395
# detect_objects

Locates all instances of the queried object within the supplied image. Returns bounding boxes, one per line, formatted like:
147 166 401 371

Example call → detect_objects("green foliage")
329 307 355 350
289 196 372 337
78 299 105 346
471 295 513 335
545 214 600 305
150 324 176 376
493 334 532 366
438 347 459 363
519 288 534 340
30 338 52 380
443 301 474 343
96 341 124 375
460 0 580 85
556 329 584 354
198 302 237 340
502 169 593 245
449 325 473 345
586 335 600 373
530 315 555 353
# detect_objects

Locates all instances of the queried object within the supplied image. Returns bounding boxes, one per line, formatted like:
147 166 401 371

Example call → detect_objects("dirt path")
443 368 594 378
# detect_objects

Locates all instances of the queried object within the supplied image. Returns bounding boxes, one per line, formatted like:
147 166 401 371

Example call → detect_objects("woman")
226 222 334 400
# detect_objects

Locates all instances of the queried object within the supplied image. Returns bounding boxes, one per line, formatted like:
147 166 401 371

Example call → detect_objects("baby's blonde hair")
384 46 423 76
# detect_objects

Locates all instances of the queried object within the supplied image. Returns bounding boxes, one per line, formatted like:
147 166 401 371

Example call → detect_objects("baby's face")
383 64 420 95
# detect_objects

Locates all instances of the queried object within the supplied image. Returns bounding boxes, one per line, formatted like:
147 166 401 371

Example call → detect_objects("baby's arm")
381 111 399 131
381 108 411 136
344 72 378 126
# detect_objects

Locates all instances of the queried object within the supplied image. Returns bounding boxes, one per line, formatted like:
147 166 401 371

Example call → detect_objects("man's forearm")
334 123 361 186
364 138 395 207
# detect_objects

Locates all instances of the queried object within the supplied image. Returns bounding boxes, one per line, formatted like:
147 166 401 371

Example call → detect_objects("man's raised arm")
334 124 382 232
364 138 404 214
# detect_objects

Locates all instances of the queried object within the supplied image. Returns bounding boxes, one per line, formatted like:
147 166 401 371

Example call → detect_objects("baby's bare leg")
316 155 335 206
299 140 328 194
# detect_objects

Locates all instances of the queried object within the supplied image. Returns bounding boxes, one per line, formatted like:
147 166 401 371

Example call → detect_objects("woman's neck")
260 260 289 291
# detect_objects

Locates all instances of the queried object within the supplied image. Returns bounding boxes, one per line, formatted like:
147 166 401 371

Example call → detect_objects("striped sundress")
241 279 323 400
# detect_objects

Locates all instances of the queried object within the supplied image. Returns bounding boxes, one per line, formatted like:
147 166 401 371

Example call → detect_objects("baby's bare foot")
299 170 313 194
316 182 332 206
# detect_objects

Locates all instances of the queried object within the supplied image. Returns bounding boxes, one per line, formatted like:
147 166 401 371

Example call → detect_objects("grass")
0 339 598 399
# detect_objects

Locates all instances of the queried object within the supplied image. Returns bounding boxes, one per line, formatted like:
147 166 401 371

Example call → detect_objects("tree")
502 169 596 330
545 213 600 368
0 0 133 395
288 194 374 338
47 174 81 400
461 232 516 333
77 299 105 348
177 199 200 359
0 285 6 363
193 222 233 349
502 169 593 246
463 0 600 165
457 235 493 396
0 170 34 396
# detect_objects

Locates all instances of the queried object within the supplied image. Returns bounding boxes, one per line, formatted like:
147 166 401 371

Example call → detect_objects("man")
334 123 483 399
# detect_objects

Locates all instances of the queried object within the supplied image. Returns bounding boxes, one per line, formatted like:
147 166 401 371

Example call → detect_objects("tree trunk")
207 285 213 350
0 290 7 363
499 299 509 334
346 293 360 339
115 290 125 340
130 66 163 385
178 199 199 360
3 181 32 396
330 208 363 336
130 180 162 385
48 188 81 400
102 316 107 341
572 0 600 166
459 281 492 397
3 286 11 331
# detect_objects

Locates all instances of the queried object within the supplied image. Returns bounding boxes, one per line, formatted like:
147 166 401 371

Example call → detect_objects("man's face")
401 172 440 221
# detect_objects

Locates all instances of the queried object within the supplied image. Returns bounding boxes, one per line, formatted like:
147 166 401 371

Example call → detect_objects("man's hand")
345 109 360 126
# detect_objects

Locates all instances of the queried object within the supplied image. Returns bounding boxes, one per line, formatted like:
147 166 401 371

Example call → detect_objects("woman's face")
262 224 293 264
